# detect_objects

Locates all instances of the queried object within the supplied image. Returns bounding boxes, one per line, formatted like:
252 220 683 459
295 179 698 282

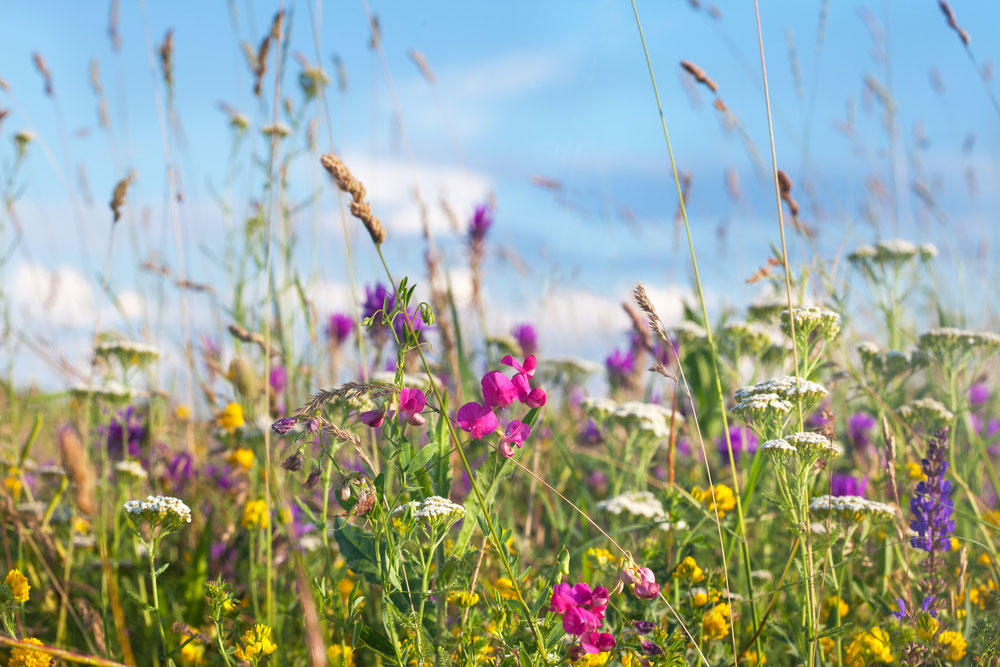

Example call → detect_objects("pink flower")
549 582 611 651
481 371 518 409
501 354 537 378
397 388 426 426
360 409 385 427
456 402 499 439
581 631 616 654
621 565 660 600
498 420 531 458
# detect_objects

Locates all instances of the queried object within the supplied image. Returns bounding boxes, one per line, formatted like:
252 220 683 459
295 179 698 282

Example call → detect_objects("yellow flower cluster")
228 447 255 471
491 577 517 600
673 556 705 583
5 466 22 498
936 630 967 661
691 484 736 519
242 500 269 530
327 643 355 666
968 578 997 610
571 652 611 666
907 461 927 481
9 637 49 667
844 627 893 666
692 588 722 607
702 602 730 641
822 595 849 620
585 547 617 568
218 402 245 433
447 590 479 607
233 624 277 662
5 568 30 603
179 634 206 665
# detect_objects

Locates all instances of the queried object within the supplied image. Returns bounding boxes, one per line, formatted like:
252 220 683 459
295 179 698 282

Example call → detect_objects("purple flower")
605 348 635 389
165 452 194 490
910 429 955 554
468 204 493 243
847 412 877 452
270 364 287 394
632 620 656 635
512 323 538 356
105 406 146 460
987 418 1000 439
362 283 394 321
969 382 990 406
586 469 607 495
716 426 758 463
272 417 296 435
831 474 868 498
327 313 354 345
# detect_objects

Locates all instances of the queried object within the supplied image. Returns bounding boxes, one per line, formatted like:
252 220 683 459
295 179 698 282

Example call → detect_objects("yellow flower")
447 591 479 608
673 556 706 583
916 612 939 641
822 595 849 620
73 517 91 534
585 547 617 568
702 603 730 641
327 643 355 666
492 577 517 600
936 630 967 661
571 652 611 666
692 591 708 607
242 500 269 530
233 624 277 662
9 637 49 667
218 402 245 433
691 484 736 518
743 650 766 665
175 405 191 421
179 635 206 665
5 467 22 498
987 510 1000 529
978 552 993 566
228 448 255 471
844 627 893 666
5 568 30 603
907 461 927 481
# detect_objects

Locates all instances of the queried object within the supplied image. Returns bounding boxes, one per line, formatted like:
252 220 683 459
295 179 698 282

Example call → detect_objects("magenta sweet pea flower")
457 402 499 439
498 420 531 458
360 409 385 428
581 631 616 654
481 370 518 409
621 565 660 599
397 388 427 426
501 354 537 378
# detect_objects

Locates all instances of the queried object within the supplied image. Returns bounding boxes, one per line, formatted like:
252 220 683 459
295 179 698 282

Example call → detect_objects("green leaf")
125 589 155 613
359 624 396 658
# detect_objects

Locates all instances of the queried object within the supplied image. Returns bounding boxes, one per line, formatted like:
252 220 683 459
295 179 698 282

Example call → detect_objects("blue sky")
3 1 1000 389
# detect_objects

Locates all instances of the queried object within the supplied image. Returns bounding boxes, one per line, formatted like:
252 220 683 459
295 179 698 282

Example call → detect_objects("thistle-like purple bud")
272 417 296 435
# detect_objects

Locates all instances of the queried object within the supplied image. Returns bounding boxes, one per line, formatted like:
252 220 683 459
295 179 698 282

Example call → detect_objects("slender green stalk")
629 2 757 661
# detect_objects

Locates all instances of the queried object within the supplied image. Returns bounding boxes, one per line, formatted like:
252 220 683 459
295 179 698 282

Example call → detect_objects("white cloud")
115 289 147 322
11 262 96 328
331 154 492 237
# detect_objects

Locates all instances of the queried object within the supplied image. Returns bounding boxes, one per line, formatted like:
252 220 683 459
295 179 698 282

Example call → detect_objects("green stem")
148 539 169 661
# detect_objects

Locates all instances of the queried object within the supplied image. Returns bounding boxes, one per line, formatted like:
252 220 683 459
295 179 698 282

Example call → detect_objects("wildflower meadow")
2 1 1000 665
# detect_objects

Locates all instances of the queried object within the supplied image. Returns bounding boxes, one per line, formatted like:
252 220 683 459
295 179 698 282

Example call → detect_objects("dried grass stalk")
680 60 718 93
320 153 387 245
110 172 134 223
58 427 96 517
938 1 970 46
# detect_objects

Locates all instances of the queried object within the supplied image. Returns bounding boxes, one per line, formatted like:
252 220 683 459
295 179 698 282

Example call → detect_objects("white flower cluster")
849 239 937 267
70 382 133 401
809 495 896 522
541 356 602 377
785 431 843 459
760 438 797 464
124 495 192 527
735 376 828 405
733 392 793 417
115 460 148 480
392 496 465 526
582 399 681 439
918 327 1000 358
780 306 841 342
96 339 161 358
898 397 954 426
596 491 687 531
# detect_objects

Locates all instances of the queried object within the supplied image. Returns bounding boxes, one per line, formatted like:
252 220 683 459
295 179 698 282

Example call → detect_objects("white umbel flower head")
780 306 841 343
70 382 133 402
392 495 465 528
760 438 797 465
785 432 842 461
115 460 148 480
596 490 686 531
95 339 161 367
124 495 192 531
898 397 954 429
874 239 919 262
611 401 683 439
809 495 896 523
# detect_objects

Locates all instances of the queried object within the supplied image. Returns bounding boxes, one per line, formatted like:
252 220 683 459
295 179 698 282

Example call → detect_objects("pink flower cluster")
360 387 427 428
620 564 660 599
456 355 546 458
549 582 615 654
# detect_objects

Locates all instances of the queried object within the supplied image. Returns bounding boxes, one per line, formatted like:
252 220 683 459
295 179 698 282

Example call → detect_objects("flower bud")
304 466 322 489
271 417 296 435
281 450 303 472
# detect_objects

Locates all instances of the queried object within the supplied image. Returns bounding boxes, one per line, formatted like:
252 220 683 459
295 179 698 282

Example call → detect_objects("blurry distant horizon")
2 0 999 391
